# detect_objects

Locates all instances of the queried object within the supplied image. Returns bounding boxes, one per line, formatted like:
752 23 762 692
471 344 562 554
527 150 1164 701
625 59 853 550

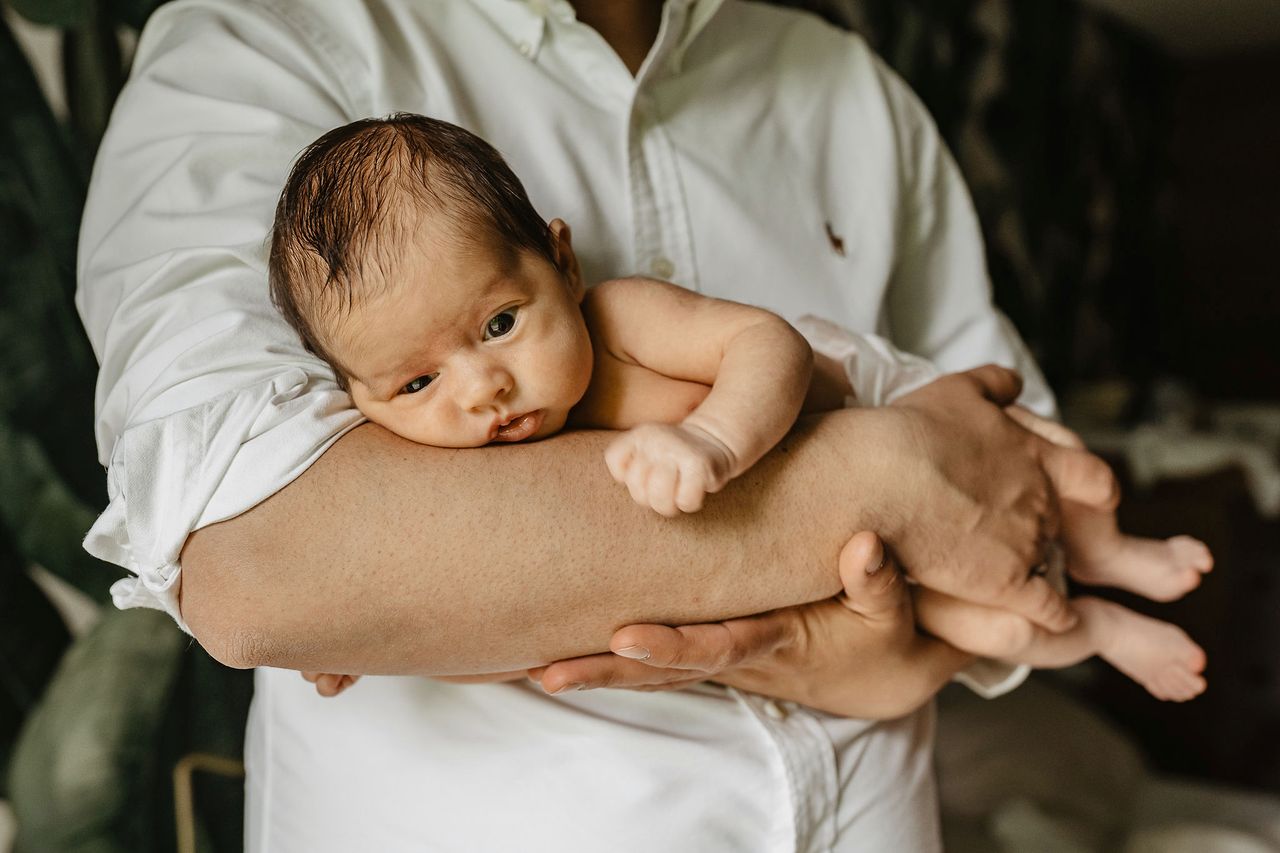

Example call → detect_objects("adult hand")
529 532 972 720
881 365 1118 631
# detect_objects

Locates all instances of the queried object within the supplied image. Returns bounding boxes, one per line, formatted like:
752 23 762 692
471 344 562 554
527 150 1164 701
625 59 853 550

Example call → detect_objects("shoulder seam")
256 0 372 116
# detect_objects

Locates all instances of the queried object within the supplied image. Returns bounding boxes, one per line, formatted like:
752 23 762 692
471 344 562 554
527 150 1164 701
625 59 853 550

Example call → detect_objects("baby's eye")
484 308 519 340
400 374 436 395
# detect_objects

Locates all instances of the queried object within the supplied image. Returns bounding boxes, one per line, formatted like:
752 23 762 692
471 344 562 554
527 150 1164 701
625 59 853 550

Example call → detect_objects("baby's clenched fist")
604 423 738 516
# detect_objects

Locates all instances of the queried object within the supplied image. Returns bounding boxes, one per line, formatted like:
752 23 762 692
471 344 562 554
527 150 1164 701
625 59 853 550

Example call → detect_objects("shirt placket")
627 85 699 289
625 1 700 291
533 0 700 289
733 689 841 853
525 4 837 847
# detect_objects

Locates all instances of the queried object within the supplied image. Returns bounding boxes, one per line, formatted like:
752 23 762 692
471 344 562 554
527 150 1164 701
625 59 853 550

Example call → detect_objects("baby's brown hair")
268 113 555 388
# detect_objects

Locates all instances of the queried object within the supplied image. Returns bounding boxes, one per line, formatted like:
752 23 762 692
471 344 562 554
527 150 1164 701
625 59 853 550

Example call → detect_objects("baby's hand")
604 423 737 516
301 671 360 697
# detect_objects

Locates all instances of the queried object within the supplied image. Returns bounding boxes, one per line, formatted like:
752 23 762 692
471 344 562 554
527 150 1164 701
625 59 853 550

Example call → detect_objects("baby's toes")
1183 638 1208 674
1158 668 1207 703
1155 636 1207 701
1168 535 1214 574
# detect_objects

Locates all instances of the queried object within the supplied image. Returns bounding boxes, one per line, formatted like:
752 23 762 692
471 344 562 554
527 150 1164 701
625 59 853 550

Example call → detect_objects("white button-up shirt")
77 1 1053 849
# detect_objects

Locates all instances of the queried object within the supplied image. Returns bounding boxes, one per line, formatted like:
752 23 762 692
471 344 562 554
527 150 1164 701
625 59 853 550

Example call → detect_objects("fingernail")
867 550 887 575
615 645 651 661
551 682 586 695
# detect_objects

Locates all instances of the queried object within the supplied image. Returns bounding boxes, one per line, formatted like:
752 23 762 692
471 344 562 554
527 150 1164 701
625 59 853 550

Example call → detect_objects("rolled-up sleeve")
76 0 369 629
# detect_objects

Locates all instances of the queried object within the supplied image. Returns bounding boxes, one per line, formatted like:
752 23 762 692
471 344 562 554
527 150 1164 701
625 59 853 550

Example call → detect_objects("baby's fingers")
604 436 635 483
300 671 359 698
624 459 651 506
675 468 707 513
645 462 680 517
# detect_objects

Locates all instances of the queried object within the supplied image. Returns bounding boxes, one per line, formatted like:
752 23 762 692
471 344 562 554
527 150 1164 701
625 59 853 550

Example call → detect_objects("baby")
269 113 1212 704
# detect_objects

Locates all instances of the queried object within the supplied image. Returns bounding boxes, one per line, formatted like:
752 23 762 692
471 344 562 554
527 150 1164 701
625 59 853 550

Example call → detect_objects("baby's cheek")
363 402 432 445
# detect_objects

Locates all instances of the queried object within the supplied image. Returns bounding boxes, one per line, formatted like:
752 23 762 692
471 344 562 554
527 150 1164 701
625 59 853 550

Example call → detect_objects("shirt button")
762 700 788 720
649 256 675 279
518 41 534 57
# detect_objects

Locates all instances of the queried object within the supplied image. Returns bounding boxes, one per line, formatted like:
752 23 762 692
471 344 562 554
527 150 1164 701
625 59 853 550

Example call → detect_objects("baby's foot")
1089 599 1207 702
1072 535 1213 602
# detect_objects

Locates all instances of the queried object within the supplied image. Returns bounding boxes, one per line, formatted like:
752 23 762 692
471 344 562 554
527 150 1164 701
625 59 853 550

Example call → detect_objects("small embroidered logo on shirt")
824 222 846 257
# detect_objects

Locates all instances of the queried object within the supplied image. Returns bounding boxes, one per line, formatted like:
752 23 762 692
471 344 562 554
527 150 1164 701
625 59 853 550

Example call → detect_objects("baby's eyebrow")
367 363 420 397
359 351 423 396
358 262 521 395
362 372 393 395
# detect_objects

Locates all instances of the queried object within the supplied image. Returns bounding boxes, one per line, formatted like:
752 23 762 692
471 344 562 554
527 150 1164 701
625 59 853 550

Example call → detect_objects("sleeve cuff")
84 368 365 632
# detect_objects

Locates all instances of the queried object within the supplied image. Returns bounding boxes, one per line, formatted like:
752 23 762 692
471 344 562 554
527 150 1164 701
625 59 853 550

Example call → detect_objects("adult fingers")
996 573 1077 633
961 364 1024 406
610 615 791 672
535 609 794 694
533 652 710 695
432 670 529 684
1004 405 1084 449
915 587 1037 659
1041 442 1120 511
625 677 708 693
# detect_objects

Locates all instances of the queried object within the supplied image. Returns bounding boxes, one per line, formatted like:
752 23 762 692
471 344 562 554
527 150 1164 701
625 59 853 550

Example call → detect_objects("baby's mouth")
492 410 543 443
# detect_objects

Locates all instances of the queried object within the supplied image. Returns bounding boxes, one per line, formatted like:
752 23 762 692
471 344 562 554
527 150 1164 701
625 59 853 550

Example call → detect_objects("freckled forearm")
180 411 902 676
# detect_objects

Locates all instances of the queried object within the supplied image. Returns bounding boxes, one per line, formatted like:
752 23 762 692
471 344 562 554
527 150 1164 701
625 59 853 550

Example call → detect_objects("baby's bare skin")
912 409 1213 701
282 127 1208 704
311 276 1213 703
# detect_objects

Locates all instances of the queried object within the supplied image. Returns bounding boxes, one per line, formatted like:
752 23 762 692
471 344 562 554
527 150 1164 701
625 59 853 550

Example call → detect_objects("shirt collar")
470 0 728 71
668 0 726 73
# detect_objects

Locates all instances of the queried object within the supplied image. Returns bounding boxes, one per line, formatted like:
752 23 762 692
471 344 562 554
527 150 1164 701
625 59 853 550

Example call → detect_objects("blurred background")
1 0 1277 850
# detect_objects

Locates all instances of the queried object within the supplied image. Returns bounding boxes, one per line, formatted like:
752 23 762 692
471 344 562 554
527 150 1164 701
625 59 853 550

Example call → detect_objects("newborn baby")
269 113 1212 704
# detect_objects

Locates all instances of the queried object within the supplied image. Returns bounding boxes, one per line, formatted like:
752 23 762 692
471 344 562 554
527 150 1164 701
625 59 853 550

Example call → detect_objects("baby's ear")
549 218 584 302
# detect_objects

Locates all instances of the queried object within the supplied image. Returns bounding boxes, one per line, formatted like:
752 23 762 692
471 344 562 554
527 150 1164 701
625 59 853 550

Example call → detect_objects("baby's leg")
1064 502 1212 602
916 590 1206 702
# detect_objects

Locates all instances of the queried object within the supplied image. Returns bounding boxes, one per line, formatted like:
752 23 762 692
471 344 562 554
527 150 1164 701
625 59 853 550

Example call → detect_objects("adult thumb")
836 531 908 624
963 364 1024 406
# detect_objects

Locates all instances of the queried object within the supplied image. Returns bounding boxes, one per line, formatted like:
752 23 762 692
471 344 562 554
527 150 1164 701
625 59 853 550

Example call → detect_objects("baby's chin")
495 408 569 444
531 408 572 441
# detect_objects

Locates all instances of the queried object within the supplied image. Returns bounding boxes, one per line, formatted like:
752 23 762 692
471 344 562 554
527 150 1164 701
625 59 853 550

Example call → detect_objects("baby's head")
270 113 593 447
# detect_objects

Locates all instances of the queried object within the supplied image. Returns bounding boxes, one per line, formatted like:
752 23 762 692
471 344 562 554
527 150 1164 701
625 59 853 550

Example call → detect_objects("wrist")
680 415 744 478
810 407 921 544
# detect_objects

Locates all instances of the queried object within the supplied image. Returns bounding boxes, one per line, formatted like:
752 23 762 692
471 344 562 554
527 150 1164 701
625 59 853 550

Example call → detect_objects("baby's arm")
588 278 812 516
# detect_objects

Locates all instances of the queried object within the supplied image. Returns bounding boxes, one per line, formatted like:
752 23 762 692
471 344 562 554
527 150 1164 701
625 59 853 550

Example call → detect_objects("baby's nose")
463 362 513 411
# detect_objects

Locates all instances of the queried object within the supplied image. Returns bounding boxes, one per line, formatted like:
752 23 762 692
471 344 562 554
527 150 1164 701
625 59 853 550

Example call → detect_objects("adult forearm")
181 410 898 676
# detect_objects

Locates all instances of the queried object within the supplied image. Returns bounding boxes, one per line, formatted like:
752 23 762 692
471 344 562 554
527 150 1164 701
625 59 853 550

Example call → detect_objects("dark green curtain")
786 0 1175 392
3 3 250 852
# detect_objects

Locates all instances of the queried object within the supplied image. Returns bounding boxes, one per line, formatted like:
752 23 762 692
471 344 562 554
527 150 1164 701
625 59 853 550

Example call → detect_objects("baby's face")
334 219 593 447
